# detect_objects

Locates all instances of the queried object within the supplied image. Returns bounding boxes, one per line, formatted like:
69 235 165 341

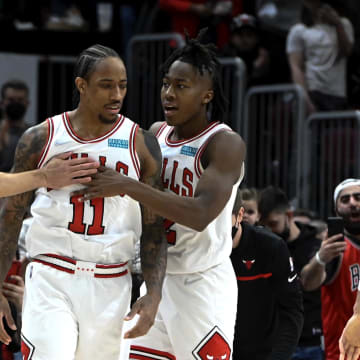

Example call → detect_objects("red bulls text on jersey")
26 112 142 264
155 121 244 274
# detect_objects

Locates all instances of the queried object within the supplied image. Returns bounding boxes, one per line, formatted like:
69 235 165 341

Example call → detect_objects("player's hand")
2 275 25 312
0 293 16 345
339 314 360 360
73 166 129 200
42 152 99 188
123 293 161 339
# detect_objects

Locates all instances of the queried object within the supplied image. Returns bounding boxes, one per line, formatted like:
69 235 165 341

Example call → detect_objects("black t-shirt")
231 223 303 360
286 223 323 346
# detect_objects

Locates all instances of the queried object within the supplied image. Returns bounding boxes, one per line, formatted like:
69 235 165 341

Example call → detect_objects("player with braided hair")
76 30 246 359
0 44 168 360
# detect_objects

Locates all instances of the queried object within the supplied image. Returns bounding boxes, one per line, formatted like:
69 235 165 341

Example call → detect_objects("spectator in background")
258 186 324 360
238 187 260 225
293 208 318 224
158 0 243 49
286 0 354 113
231 188 304 360
301 179 360 360
0 79 30 172
222 13 271 87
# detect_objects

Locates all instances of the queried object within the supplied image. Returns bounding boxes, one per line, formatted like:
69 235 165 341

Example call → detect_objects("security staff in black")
231 199 304 360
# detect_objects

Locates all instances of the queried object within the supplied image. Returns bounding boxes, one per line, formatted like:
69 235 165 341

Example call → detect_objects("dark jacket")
231 223 304 360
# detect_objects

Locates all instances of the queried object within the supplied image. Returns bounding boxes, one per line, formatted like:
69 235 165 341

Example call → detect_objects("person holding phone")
300 178 360 360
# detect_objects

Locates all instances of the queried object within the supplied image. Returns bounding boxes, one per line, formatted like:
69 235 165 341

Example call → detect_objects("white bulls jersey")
26 112 142 264
156 121 244 274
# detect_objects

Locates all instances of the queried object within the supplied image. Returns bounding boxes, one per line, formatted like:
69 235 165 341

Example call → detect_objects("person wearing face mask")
231 188 304 360
258 186 323 360
0 79 30 172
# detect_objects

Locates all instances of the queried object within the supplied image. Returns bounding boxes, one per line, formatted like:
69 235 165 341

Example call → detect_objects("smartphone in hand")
4 260 22 285
327 217 344 241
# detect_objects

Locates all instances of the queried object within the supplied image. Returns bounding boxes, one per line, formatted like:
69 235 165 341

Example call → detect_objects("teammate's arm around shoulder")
124 128 167 339
0 121 48 345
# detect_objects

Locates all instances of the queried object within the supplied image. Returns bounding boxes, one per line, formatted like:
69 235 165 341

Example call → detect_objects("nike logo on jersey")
288 274 297 283
108 139 129 149
180 145 198 157
184 276 202 286
242 259 255 270
54 139 72 146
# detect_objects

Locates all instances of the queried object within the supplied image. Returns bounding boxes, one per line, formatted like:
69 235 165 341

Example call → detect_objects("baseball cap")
333 178 360 206
231 14 257 32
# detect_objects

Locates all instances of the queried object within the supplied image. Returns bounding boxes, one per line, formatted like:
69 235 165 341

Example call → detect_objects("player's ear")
202 90 214 105
75 77 86 95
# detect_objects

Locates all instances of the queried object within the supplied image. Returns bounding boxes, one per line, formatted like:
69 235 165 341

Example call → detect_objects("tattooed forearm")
139 173 167 296
139 129 167 295
140 211 167 295
0 122 48 282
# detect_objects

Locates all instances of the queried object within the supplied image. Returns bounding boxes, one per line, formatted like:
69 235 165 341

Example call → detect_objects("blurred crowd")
1 0 359 108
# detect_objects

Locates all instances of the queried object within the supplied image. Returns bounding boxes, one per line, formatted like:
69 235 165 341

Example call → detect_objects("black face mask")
5 102 26 121
278 225 290 241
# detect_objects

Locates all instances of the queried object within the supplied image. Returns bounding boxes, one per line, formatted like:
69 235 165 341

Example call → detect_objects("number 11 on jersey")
68 195 105 235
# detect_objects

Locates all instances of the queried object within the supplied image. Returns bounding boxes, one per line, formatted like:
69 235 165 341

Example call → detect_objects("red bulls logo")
242 259 255 270
193 326 231 360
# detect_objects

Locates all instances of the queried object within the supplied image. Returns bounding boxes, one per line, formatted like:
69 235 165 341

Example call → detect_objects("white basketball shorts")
129 258 238 360
21 256 132 360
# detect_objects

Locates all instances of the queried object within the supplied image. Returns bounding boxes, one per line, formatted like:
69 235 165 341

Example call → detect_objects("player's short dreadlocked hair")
72 44 122 106
161 29 228 122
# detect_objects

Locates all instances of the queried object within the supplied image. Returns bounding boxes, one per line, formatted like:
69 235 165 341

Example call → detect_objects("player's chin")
164 114 180 127
99 113 118 124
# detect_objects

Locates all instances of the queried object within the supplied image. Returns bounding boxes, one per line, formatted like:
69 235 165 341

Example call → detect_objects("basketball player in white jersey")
0 152 99 197
0 44 167 360
75 31 246 359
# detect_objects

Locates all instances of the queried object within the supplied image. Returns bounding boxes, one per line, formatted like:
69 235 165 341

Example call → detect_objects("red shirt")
158 0 243 48
322 236 360 360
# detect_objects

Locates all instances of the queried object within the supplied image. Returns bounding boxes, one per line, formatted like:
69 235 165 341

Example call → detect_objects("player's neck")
68 108 117 139
172 115 211 141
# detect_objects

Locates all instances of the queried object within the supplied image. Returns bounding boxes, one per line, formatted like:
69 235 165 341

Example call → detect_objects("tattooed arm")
0 122 48 344
124 129 167 339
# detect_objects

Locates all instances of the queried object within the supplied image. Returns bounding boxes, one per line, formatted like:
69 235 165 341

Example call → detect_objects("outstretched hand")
42 152 99 188
123 293 160 339
339 314 360 360
72 166 130 201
